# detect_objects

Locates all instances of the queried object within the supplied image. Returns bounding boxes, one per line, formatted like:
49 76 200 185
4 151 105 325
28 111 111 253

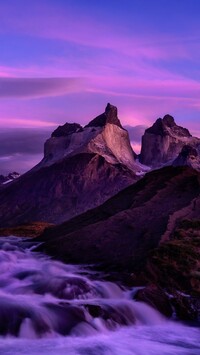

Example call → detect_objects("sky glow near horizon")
0 0 200 173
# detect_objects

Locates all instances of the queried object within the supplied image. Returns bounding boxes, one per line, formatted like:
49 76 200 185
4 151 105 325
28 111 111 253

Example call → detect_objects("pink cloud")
0 118 57 128
0 77 86 99
87 75 200 103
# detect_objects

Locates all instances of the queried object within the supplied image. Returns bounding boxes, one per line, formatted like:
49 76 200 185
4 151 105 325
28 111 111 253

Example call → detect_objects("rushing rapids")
0 236 199 355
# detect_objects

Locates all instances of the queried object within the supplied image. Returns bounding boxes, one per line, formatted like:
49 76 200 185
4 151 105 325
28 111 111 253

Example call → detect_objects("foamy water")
0 236 199 355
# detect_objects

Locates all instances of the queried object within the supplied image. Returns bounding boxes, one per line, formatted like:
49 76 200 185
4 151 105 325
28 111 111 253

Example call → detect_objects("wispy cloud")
1 1 199 62
0 118 57 128
0 127 51 174
0 128 50 156
0 77 86 99
0 153 43 175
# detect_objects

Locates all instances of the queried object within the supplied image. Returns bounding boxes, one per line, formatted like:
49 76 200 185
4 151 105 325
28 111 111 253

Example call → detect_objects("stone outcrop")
173 144 200 171
0 104 142 227
140 114 200 167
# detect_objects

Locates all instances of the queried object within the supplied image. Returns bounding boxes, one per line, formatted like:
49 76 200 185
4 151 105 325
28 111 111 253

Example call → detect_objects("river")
0 236 199 355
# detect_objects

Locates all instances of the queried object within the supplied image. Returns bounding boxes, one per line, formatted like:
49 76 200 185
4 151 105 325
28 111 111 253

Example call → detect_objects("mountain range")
0 104 200 320
1 104 199 228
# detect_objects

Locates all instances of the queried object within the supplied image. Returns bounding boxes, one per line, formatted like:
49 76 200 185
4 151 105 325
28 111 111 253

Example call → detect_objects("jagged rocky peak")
85 103 122 128
163 114 175 126
146 114 191 138
51 122 82 137
140 114 199 168
35 103 140 173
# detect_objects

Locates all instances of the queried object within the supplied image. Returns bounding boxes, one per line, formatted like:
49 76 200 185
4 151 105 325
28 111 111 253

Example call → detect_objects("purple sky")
0 0 200 174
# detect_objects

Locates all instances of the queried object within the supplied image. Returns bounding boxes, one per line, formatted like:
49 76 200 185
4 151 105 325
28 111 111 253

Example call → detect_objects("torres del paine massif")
1 103 200 322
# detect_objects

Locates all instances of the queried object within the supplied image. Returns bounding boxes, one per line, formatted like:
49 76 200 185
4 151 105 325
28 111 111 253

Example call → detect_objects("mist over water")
0 236 199 355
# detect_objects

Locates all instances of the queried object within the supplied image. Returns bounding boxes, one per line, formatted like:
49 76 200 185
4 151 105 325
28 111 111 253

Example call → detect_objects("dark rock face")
0 222 53 238
51 123 82 137
171 293 200 321
140 115 199 167
0 153 136 227
163 114 176 127
37 166 200 269
146 219 200 295
173 145 200 171
134 285 173 317
145 219 200 320
179 145 198 158
85 103 122 128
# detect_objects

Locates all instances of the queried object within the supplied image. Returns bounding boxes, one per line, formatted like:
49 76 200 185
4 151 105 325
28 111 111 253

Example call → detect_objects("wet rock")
0 300 49 336
32 275 93 300
144 219 200 320
171 293 200 321
44 303 86 335
84 303 135 329
134 285 173 317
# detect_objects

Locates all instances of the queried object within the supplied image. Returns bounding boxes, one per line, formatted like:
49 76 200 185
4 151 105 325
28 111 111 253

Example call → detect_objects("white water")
0 236 199 355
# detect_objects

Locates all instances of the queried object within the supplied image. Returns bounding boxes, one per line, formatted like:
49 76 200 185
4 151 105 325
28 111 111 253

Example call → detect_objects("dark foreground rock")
144 219 200 321
37 166 200 269
0 222 53 238
36 166 200 321
134 285 173 317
